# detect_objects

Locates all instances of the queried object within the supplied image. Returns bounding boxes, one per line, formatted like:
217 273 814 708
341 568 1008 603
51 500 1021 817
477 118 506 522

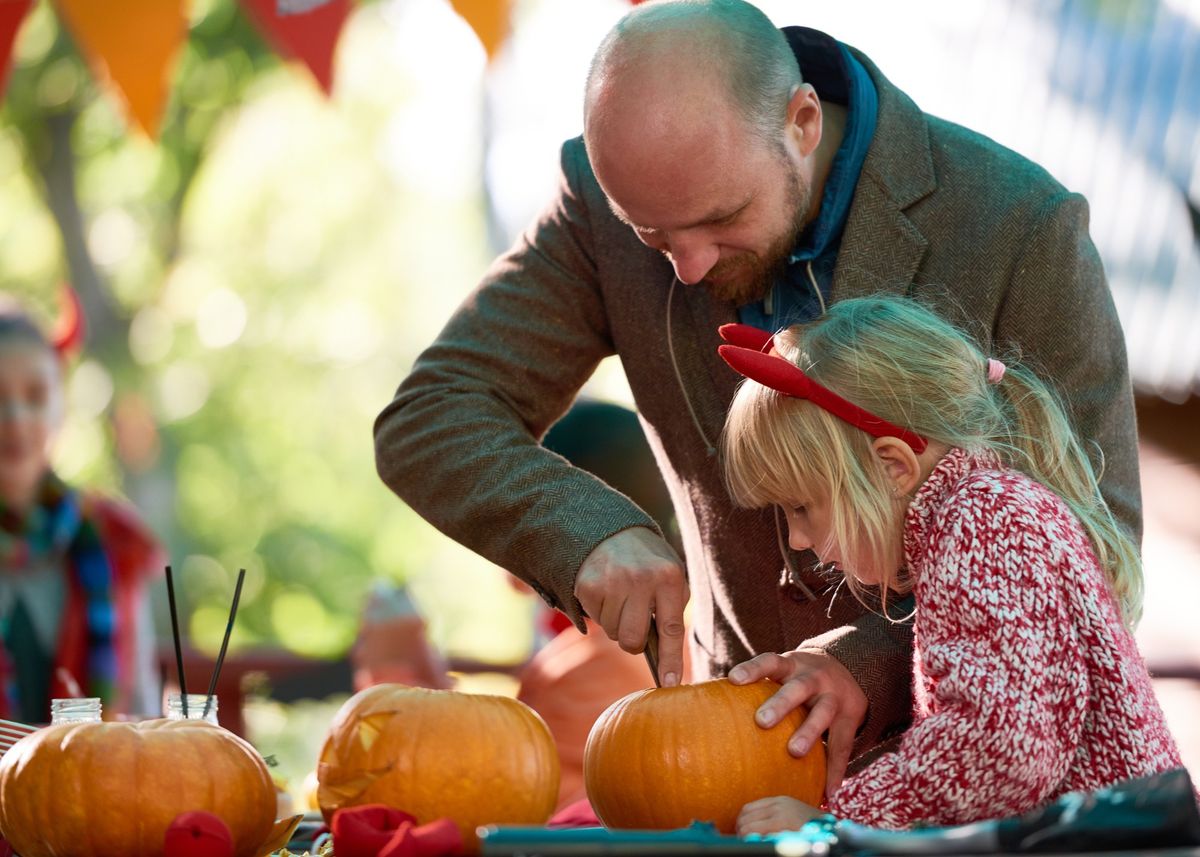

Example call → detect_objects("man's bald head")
584 0 801 147
582 0 820 300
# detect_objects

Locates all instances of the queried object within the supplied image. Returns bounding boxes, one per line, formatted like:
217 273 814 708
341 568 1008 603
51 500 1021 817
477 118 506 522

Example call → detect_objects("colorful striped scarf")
0 473 116 721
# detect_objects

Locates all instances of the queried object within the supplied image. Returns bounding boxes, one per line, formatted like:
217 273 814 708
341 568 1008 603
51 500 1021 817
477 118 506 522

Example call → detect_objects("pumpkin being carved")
317 684 560 851
0 719 277 857
584 678 826 832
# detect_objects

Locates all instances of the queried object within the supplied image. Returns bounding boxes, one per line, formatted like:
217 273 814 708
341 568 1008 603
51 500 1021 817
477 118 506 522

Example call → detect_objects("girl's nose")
787 523 812 552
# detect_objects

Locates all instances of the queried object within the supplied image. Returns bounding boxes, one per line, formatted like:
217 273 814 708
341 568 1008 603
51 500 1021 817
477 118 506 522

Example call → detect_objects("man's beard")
700 163 811 307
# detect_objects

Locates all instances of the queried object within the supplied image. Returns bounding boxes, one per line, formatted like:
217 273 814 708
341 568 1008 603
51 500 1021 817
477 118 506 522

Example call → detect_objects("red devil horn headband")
717 323 928 453
50 285 86 359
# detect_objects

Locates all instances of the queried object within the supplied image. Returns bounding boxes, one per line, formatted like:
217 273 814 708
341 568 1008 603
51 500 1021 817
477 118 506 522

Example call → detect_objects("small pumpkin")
317 684 560 852
0 719 277 857
583 678 826 832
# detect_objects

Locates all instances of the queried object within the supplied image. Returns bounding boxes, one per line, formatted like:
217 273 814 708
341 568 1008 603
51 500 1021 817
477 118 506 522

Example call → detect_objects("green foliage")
0 0 535 667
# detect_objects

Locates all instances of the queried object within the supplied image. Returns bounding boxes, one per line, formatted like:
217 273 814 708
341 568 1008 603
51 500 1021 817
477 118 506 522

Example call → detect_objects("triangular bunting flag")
448 0 514 63
239 0 350 96
0 0 33 98
53 0 186 138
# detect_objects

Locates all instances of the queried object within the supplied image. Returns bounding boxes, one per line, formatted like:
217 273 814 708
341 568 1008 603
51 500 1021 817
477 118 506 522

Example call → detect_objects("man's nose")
664 236 719 285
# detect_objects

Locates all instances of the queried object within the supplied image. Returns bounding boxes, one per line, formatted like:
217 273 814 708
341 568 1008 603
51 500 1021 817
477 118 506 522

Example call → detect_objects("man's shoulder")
924 114 1066 202
559 135 602 196
858 45 1069 211
553 135 660 274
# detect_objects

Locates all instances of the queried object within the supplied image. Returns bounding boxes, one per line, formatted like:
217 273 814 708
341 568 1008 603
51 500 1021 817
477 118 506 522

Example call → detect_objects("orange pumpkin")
584 678 826 833
0 719 277 857
317 684 560 851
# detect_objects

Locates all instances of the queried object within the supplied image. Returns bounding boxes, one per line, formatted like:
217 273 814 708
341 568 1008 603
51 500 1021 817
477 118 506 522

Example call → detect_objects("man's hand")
736 796 825 836
574 527 688 687
728 649 867 797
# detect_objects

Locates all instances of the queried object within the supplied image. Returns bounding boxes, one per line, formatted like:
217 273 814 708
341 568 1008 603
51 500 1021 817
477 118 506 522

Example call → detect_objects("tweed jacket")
374 29 1140 756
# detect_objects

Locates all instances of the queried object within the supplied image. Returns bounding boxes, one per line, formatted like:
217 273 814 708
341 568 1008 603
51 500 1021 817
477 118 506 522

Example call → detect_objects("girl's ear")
871 436 922 497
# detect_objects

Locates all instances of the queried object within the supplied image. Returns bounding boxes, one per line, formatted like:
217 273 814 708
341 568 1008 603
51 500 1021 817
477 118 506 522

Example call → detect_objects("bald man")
375 0 1139 794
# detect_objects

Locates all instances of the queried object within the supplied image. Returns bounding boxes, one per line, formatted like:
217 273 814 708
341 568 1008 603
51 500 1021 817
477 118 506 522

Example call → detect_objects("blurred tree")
0 0 534 664
4 0 279 351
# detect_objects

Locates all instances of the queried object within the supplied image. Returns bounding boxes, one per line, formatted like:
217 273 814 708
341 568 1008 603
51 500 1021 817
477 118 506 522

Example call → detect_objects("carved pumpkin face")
583 678 827 833
0 719 278 857
317 684 560 852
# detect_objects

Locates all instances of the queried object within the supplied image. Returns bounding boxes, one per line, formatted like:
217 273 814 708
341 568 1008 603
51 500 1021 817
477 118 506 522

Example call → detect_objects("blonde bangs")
723 379 845 511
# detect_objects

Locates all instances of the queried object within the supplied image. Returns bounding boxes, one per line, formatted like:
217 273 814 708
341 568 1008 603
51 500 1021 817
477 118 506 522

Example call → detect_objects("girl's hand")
727 649 868 797
736 795 825 836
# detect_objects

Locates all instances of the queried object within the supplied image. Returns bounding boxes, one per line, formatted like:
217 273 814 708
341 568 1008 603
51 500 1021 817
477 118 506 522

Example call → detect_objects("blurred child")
350 581 451 691
718 296 1185 832
0 294 163 722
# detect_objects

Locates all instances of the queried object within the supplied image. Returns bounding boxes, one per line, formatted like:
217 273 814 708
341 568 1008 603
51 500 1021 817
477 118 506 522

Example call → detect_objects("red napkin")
164 811 234 857
0 835 13 857
547 798 602 828
332 805 462 857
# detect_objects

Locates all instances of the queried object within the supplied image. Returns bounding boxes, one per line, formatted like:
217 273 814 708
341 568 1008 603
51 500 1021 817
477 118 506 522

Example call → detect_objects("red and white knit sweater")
826 448 1183 829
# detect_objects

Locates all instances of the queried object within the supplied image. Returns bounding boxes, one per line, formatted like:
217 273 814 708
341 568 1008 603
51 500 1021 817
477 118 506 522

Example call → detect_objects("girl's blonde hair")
721 295 1142 627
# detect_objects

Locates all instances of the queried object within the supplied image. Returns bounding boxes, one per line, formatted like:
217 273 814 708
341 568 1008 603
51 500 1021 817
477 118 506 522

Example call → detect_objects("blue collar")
789 42 878 264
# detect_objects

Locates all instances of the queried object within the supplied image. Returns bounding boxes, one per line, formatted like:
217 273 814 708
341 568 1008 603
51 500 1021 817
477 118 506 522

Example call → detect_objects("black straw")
164 564 188 718
203 568 245 720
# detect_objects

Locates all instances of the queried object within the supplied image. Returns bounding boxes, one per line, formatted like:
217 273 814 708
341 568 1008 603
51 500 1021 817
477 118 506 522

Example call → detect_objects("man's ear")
871 436 922 497
785 83 821 157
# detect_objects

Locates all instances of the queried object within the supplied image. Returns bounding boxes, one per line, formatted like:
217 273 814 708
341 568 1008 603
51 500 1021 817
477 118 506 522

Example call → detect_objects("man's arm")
995 191 1141 541
373 142 660 625
797 603 914 748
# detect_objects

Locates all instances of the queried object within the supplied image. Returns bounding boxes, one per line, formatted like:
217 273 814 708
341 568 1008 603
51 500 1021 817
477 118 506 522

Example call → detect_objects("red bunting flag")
54 0 186 138
239 0 351 95
448 0 514 63
0 0 32 98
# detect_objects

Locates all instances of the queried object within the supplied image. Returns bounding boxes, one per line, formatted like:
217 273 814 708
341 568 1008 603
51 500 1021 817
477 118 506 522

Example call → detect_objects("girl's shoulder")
935 460 1088 556
951 462 1058 505
915 450 1082 552
955 460 1070 513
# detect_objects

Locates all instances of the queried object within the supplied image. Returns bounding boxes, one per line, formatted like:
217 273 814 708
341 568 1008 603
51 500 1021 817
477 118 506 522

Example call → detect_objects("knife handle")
644 617 662 687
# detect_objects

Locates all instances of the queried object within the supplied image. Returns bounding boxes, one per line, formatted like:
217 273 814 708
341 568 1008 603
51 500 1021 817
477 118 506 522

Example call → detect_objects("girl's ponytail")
990 362 1143 627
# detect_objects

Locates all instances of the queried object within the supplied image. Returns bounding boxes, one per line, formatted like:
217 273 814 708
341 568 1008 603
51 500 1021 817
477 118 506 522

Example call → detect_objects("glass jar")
165 692 219 725
50 697 102 723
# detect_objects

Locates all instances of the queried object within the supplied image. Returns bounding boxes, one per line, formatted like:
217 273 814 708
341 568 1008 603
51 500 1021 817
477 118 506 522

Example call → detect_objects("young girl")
0 295 163 722
718 295 1185 832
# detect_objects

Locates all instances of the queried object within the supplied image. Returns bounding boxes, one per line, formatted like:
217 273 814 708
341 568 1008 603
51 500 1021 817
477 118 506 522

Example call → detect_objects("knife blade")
644 616 662 687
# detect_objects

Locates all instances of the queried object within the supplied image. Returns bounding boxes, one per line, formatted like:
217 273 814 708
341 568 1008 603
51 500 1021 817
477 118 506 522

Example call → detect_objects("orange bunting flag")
239 0 351 95
448 0 514 63
0 0 32 97
54 0 186 138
